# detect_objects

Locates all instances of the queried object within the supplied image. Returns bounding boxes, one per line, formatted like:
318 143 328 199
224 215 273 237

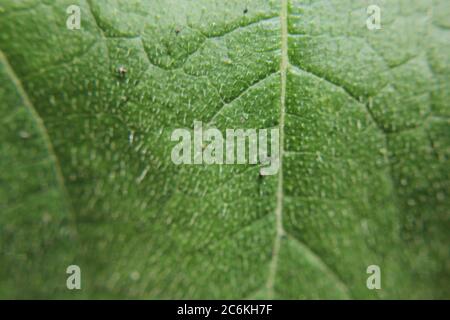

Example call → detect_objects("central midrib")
266 0 288 298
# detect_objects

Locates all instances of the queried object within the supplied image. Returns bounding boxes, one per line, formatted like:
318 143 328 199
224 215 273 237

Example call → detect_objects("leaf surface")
0 0 449 298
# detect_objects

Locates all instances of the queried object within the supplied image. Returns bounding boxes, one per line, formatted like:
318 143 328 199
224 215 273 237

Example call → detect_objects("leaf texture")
0 0 449 299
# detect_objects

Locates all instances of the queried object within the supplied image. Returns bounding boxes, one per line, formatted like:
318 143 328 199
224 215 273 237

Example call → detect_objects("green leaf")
0 0 448 299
